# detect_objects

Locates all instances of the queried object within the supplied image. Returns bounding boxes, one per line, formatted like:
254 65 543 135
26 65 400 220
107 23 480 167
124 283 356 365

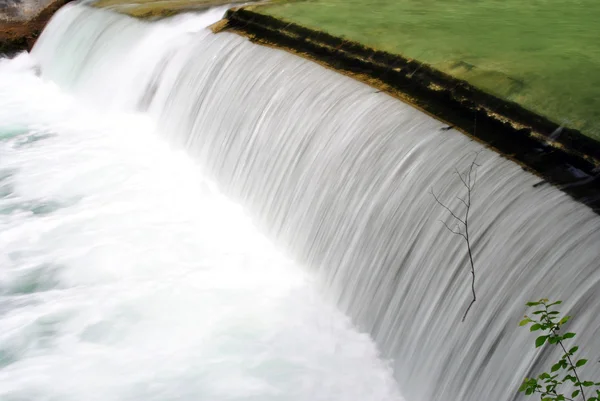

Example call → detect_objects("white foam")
0 39 402 401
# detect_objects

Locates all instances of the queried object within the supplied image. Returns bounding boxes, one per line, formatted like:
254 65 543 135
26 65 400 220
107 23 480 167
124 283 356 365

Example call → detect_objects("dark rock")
0 0 73 55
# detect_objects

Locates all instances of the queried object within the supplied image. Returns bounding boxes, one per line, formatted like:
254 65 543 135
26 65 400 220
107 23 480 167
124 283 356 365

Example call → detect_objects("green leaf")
559 316 571 325
527 301 541 307
583 381 595 387
572 390 581 398
549 336 559 344
533 311 545 315
549 301 563 306
536 335 549 347
562 332 576 339
551 363 562 372
540 372 551 380
518 380 529 392
520 318 532 326
569 346 579 354
530 324 542 332
576 359 588 367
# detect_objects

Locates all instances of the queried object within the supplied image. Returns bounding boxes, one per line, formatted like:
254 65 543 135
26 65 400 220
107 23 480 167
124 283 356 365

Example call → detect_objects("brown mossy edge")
91 0 248 21
216 7 600 212
0 0 74 54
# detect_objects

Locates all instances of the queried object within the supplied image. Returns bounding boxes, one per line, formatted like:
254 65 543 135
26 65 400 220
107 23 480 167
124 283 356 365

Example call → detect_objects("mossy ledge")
217 7 600 213
91 0 247 20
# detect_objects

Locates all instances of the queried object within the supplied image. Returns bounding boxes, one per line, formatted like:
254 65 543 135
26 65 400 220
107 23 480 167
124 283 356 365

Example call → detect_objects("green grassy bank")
258 0 600 141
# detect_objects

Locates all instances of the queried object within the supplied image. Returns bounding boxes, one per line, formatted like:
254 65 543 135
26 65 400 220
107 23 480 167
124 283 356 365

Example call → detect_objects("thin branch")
440 220 467 240
432 153 480 322
462 230 477 322
455 168 470 190
558 340 587 401
430 189 466 226
467 158 477 189
456 196 469 208
461 155 478 321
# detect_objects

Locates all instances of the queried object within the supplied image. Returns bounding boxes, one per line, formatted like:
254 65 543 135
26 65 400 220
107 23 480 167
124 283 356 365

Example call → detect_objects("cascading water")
3 3 600 401
0 9 402 401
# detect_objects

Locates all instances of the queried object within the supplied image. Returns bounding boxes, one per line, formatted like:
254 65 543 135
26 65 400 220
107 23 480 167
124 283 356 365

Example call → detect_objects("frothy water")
0 50 402 401
7 4 600 401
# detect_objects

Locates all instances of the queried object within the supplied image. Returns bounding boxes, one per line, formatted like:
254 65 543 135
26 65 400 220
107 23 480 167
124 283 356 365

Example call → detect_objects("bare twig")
430 190 466 225
456 196 469 208
431 153 480 321
439 220 467 240
455 167 470 189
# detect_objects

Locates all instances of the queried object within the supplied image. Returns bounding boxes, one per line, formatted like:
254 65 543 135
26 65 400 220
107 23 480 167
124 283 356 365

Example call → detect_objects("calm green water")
262 0 600 140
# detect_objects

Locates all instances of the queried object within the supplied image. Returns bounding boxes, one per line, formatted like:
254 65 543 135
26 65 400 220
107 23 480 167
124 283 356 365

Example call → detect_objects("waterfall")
30 5 600 401
0 7 402 401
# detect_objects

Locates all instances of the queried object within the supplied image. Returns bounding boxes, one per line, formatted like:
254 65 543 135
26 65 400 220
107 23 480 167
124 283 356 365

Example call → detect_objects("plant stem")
557 339 586 401
543 303 587 401
461 160 477 322
462 217 476 322
432 154 479 322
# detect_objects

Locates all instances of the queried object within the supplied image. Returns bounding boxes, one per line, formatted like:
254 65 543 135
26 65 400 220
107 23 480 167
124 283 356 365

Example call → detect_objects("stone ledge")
91 0 247 19
216 7 600 212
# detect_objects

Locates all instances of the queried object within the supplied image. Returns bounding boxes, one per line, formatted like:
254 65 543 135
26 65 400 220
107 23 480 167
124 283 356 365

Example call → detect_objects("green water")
261 0 600 140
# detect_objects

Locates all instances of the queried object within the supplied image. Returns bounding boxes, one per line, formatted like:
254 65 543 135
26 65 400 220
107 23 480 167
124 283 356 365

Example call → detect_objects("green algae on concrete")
256 0 600 141
92 0 245 19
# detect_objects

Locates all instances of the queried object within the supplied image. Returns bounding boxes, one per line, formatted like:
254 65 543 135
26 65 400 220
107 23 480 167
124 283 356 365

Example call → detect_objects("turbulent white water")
4 3 600 401
0 12 402 401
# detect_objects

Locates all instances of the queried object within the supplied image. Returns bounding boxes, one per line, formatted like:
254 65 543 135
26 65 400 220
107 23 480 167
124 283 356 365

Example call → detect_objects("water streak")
0 10 401 401
29 5 600 401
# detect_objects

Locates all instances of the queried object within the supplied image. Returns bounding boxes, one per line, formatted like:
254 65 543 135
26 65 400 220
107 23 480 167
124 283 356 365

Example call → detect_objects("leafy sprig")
519 299 600 401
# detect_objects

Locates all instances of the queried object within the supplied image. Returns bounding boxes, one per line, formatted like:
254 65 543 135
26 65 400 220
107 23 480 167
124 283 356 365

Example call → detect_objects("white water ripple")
0 51 402 401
